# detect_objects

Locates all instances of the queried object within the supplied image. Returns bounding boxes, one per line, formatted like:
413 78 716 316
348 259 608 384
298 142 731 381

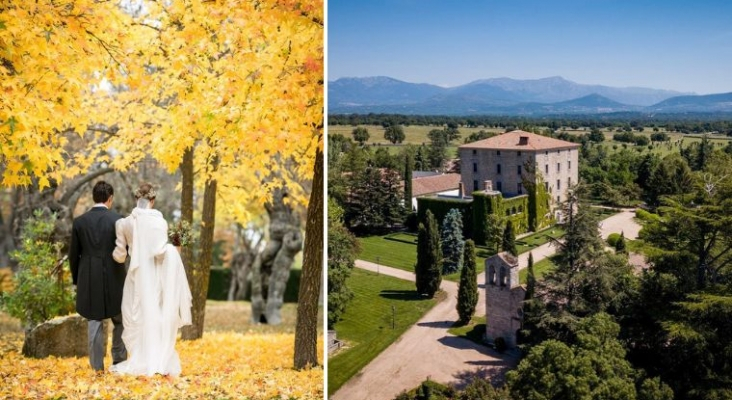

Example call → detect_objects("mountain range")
329 76 732 115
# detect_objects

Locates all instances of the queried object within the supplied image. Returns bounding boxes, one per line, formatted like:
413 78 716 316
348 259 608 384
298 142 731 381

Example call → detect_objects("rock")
22 314 107 358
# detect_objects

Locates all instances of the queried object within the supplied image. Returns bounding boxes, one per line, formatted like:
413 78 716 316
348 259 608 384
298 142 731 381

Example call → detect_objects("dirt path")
333 210 643 400
332 261 517 400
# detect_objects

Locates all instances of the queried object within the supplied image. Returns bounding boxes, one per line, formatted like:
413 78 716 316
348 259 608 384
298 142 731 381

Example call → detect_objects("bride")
110 183 192 376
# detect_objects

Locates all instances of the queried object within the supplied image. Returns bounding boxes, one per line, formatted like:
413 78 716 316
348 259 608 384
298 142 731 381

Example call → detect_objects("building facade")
459 130 580 207
485 252 525 348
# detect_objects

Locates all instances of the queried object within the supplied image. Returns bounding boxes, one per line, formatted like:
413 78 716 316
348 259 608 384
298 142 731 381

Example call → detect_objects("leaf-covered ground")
0 302 324 399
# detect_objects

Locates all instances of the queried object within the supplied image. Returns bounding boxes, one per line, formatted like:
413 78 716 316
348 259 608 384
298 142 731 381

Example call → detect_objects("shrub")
636 208 661 222
0 210 75 329
606 233 621 247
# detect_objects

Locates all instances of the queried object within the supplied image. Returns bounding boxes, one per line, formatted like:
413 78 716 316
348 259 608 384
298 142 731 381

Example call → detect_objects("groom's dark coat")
69 206 126 320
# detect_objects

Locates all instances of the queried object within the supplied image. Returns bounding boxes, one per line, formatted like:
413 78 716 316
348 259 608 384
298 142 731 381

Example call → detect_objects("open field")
328 268 438 395
329 124 732 157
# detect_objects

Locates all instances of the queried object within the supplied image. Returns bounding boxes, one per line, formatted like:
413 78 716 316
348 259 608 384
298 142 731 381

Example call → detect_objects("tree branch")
59 167 115 205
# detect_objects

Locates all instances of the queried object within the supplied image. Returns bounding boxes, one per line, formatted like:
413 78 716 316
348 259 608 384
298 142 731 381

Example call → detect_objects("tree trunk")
180 147 195 286
294 148 323 369
182 152 217 340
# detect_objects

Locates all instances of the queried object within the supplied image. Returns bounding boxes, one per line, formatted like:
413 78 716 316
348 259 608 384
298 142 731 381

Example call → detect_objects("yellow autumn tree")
1 0 323 344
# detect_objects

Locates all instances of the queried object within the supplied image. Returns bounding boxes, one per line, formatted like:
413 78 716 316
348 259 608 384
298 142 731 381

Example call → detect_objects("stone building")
484 252 525 349
459 130 580 207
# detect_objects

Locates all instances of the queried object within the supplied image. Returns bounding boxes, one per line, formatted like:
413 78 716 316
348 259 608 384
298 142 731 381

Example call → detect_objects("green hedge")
416 197 473 237
207 267 302 303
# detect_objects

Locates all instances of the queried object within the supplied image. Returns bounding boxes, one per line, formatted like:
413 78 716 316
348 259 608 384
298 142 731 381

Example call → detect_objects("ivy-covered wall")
526 175 554 231
417 197 473 238
502 195 529 234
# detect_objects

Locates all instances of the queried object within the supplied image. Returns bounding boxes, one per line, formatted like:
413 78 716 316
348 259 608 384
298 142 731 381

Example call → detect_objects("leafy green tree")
441 208 464 274
507 313 651 400
1 210 75 330
415 210 442 298
501 220 517 256
384 124 405 144
588 127 605 143
643 154 693 208
351 126 370 145
457 240 478 325
343 167 404 233
464 130 496 144
484 214 504 254
327 199 359 329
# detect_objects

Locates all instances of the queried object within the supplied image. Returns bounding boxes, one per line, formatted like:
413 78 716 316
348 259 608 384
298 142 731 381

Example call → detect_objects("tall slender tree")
526 252 536 300
457 240 478 325
415 210 442 297
502 220 518 256
404 152 413 211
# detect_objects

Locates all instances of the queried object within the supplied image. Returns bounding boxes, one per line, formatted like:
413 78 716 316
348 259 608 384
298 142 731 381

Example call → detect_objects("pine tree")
441 208 464 274
415 210 442 297
457 240 478 325
526 252 536 300
502 220 518 256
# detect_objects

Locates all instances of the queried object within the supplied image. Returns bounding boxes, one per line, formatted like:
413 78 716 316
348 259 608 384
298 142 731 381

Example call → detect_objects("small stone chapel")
484 252 525 349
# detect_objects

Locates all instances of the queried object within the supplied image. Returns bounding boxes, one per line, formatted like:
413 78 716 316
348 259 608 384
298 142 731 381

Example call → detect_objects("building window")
517 165 522 175
472 149 477 155
499 267 507 286
518 183 523 194
568 178 571 188
545 164 549 174
496 181 502 191
517 151 522 156
473 180 479 191
488 265 496 285
497 150 501 156
506 209 510 216
557 195 560 203
519 205 524 213
568 160 571 170
473 163 477 172
497 164 501 174
557 179 561 190
545 151 549 155
545 182 549 192
557 162 561 172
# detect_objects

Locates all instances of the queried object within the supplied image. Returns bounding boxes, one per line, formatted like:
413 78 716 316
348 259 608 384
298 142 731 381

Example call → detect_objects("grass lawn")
519 255 558 284
328 268 438 395
516 226 565 254
358 233 491 282
447 316 486 347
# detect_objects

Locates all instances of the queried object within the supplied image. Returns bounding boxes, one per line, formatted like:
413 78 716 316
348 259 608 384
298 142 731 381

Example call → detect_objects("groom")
69 181 127 372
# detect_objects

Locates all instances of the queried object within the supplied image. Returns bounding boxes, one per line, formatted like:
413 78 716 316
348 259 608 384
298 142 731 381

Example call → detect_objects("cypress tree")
615 231 627 254
457 240 478 325
526 252 536 300
416 210 442 297
502 220 518 256
404 152 413 211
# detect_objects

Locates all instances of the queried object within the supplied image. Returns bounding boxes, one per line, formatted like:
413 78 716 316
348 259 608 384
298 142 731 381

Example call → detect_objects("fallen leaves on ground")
0 331 323 399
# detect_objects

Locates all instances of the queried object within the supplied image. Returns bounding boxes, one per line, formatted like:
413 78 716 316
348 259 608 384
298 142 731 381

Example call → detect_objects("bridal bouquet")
169 220 194 247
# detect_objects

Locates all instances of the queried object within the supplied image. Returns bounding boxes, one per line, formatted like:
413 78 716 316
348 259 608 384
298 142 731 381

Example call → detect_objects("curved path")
332 209 642 400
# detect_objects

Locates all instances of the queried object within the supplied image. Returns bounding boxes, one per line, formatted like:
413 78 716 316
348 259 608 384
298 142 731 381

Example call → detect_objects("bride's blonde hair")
134 183 157 208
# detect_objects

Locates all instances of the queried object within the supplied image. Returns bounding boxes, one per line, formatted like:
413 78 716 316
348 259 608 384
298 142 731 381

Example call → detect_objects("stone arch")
499 266 507 286
518 204 524 213
512 206 517 215
488 264 496 285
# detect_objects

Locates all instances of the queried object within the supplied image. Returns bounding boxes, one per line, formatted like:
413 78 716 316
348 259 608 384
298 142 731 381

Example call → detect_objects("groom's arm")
113 219 128 263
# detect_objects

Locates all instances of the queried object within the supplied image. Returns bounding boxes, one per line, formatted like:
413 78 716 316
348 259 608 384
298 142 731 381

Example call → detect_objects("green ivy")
416 197 473 238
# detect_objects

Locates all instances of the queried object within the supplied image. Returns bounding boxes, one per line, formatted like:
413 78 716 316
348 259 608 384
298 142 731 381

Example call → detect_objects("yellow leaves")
0 332 323 399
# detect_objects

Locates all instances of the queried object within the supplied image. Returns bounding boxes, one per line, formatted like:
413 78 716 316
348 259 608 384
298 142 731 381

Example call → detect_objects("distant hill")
328 76 731 116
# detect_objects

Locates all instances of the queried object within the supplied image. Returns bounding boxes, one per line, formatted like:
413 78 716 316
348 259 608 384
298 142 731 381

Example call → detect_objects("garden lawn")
516 227 565 254
519 255 558 284
0 301 323 400
358 233 490 282
448 316 486 347
328 268 437 396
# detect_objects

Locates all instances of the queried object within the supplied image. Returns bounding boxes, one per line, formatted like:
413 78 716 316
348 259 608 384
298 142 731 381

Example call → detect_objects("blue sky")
328 1 732 94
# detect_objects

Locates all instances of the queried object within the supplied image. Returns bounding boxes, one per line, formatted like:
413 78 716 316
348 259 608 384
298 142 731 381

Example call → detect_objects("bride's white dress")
110 207 192 376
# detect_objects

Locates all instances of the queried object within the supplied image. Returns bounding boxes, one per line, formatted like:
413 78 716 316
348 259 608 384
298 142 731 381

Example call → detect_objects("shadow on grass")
416 320 454 328
378 289 425 301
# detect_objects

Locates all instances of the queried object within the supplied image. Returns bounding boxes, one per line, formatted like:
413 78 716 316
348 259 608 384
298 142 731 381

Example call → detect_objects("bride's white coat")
110 207 192 376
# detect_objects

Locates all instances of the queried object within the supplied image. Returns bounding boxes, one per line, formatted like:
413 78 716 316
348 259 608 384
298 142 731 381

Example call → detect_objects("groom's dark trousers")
69 206 128 371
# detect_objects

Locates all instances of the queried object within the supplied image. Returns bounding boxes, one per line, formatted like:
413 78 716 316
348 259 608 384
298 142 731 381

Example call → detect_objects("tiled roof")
412 173 461 197
459 130 580 151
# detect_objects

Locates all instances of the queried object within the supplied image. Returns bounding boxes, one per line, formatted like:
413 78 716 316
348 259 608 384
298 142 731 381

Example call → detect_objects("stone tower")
485 252 525 348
